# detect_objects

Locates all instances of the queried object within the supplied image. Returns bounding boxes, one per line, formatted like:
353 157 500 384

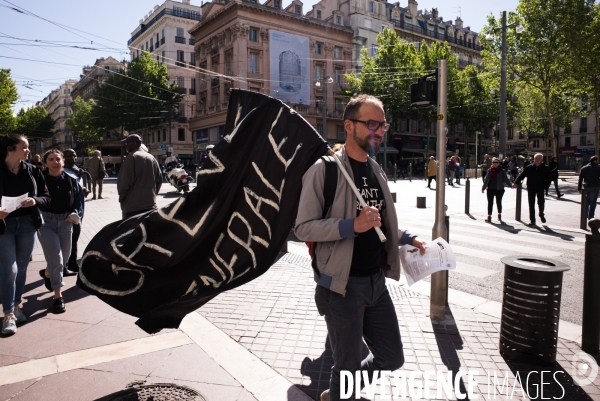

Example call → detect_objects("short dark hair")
343 94 384 121
591 155 598 164
0 134 26 162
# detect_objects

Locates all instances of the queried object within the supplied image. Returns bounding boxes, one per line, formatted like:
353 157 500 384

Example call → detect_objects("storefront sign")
578 147 595 155
157 144 167 151
558 146 578 154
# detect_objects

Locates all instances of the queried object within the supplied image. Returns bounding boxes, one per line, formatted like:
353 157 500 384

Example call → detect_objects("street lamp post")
487 12 524 160
315 76 333 140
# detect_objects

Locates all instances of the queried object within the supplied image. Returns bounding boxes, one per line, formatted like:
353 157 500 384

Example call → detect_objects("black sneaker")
558 193 564 198
540 215 547 223
528 221 537 227
52 297 65 313
63 267 77 277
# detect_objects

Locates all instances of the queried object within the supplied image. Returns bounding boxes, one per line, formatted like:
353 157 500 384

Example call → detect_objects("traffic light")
411 70 438 108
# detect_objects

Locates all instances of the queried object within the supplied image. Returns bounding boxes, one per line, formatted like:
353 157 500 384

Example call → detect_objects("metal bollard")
582 219 600 353
515 183 522 221
393 163 397 183
465 176 470 214
581 185 589 230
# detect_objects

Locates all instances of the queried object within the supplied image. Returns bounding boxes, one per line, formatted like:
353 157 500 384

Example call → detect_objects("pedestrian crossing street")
401 215 585 280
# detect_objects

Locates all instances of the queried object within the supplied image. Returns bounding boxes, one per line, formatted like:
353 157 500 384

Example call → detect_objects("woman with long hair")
482 157 513 222
0 135 50 335
38 149 83 314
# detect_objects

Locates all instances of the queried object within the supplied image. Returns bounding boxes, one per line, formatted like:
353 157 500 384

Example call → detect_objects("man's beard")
353 127 380 154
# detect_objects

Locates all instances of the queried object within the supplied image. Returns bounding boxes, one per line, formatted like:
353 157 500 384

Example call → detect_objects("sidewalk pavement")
1 180 598 400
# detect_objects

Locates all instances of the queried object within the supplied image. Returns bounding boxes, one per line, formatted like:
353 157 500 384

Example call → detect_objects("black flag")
76 90 328 333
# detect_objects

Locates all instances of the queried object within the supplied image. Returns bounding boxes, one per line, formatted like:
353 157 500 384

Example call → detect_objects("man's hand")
412 237 427 255
353 206 381 234
21 198 36 208
0 208 9 219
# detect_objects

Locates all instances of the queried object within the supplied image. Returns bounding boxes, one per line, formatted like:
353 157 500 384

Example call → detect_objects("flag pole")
327 148 387 243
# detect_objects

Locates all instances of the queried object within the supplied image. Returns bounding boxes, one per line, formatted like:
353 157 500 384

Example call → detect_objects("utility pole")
431 60 448 321
499 11 508 160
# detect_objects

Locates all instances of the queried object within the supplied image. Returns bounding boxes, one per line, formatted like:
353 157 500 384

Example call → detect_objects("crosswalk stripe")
454 263 498 278
404 221 583 251
449 244 507 262
444 217 588 239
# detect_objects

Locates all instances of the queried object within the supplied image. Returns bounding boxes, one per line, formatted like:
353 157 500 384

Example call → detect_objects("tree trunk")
544 91 557 159
595 75 599 158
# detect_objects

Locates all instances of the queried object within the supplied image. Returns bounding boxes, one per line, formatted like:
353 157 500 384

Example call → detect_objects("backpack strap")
312 156 338 277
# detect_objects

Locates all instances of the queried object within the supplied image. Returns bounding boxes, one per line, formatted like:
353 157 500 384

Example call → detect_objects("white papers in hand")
1 193 28 214
399 237 456 286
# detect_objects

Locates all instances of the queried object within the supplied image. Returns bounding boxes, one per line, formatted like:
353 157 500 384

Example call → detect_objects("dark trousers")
67 222 81 268
428 175 435 187
527 189 545 222
315 270 404 401
547 179 561 195
486 189 505 215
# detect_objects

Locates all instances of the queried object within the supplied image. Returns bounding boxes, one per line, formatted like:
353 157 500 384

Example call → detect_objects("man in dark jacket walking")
513 153 551 226
578 155 600 219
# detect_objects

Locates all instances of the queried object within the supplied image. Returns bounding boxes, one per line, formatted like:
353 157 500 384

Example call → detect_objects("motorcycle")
164 161 194 193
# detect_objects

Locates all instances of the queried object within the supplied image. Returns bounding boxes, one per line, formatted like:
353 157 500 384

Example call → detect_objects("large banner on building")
269 30 310 105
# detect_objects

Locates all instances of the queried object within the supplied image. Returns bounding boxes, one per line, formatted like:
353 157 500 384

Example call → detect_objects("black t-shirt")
43 172 72 214
1 162 32 217
348 157 387 277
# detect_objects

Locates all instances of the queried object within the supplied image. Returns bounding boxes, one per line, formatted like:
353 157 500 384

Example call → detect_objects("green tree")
14 106 55 139
0 69 19 134
92 51 183 134
482 0 595 158
66 97 103 142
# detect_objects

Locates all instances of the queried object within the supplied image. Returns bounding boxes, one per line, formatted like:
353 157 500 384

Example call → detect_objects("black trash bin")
499 256 570 365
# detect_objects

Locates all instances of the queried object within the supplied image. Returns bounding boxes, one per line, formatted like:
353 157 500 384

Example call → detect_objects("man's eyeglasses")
492 161 500 164
349 119 390 132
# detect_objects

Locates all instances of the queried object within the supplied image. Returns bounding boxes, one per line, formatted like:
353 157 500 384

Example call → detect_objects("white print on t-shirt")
356 176 385 212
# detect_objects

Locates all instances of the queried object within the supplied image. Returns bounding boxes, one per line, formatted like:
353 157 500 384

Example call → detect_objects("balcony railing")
149 46 154 52
161 37 165 45
580 126 588 133
211 77 220 87
175 36 186 44
176 61 185 67
189 89 196 95
176 87 187 94
128 8 201 45
155 41 160 48
392 19 483 51
177 116 188 123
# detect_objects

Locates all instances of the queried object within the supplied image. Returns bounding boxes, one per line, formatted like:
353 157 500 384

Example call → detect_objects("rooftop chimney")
431 8 438 18
455 16 463 28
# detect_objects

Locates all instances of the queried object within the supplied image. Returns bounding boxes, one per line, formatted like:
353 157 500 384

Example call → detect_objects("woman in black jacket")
0 135 50 335
482 157 513 223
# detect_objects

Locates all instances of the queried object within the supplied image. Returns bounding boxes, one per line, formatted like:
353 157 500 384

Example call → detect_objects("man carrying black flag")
295 95 426 401
77 90 328 334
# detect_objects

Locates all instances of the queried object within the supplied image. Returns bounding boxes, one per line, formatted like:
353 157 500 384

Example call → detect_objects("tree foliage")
92 51 183 134
66 97 103 142
14 106 55 139
0 68 19 134
481 0 596 157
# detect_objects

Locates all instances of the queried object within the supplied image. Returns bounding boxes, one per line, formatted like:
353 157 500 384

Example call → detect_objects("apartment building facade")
128 0 202 165
37 79 78 154
188 0 353 156
71 57 128 102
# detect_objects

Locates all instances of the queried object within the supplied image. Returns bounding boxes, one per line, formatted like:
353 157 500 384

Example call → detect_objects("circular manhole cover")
107 382 207 401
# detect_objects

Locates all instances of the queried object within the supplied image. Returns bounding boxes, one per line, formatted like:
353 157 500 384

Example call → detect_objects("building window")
314 64 324 81
191 78 196 91
177 50 185 62
508 127 514 140
565 137 571 146
249 52 259 73
249 28 258 42
190 52 195 65
580 135 587 146
581 117 588 132
162 29 165 39
163 129 166 142
334 68 342 84
152 132 155 143
519 131 525 139
406 119 410 132
295 5 302 14
336 125 345 141
316 10 322 19
274 0 280 7
335 98 343 111
369 1 374 12
178 128 185 141
162 51 165 63
156 33 159 45
177 76 185 89
565 125 572 134
533 139 540 148
177 27 184 37
317 123 323 134
334 46 342 59
315 42 323 54
336 16 341 24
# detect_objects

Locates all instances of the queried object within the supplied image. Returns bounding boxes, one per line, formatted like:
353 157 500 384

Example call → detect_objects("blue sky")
0 0 518 113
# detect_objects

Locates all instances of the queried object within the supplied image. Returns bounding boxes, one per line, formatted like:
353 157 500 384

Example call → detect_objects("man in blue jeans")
295 95 426 401
578 155 600 219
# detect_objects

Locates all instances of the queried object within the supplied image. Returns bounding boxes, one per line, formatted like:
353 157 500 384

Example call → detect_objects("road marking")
454 262 498 278
444 217 588 239
406 221 583 251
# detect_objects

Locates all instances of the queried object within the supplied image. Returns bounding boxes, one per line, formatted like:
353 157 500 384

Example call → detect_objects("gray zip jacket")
295 148 415 295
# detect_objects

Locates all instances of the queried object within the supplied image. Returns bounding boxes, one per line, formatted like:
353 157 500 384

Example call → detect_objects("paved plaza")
0 177 598 401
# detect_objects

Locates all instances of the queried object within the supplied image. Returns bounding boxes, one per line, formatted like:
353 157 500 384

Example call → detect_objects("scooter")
164 161 193 193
